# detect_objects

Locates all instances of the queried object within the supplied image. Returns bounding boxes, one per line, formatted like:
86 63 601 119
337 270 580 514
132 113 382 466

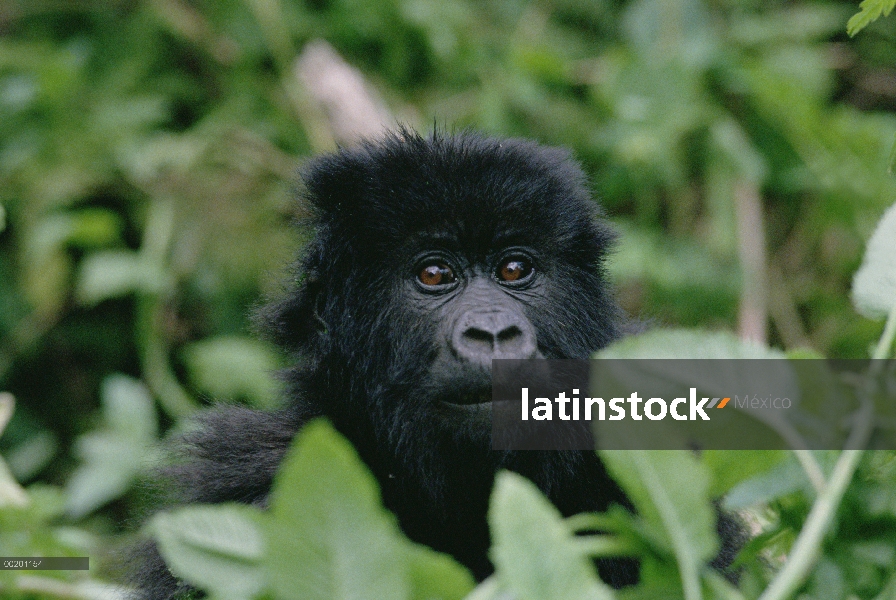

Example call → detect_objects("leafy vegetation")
1 1 896 598
847 0 896 36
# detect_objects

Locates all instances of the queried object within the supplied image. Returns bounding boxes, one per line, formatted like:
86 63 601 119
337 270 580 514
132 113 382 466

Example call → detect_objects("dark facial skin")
409 245 542 424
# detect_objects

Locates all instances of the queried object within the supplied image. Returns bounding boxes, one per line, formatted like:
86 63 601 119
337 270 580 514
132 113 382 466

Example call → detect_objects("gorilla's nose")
452 310 538 366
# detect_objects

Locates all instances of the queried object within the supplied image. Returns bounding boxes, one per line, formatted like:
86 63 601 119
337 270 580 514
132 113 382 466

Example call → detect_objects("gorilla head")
256 130 629 579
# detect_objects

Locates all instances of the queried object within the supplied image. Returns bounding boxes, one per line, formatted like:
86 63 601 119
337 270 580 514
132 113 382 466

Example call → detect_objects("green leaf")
595 328 784 360
264 420 410 600
65 374 157 518
67 208 124 248
488 471 615 600
27 209 122 260
852 202 896 319
873 573 896 600
75 250 169 305
598 451 715 600
723 451 823 509
888 131 896 174
461 578 504 600
151 504 265 600
407 544 476 600
701 450 786 497
182 336 283 408
847 0 896 36
6 430 58 482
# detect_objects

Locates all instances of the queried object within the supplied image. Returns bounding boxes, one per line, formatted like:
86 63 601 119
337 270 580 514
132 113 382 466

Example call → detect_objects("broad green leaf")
264 420 410 600
595 328 784 360
852 202 896 320
182 336 283 408
65 374 157 518
889 131 896 174
701 450 785 498
407 544 476 600
0 458 29 508
723 452 822 509
6 430 58 482
599 451 715 600
75 250 169 305
873 573 896 600
67 208 123 248
592 330 801 451
847 0 896 36
0 392 11 436
151 504 264 600
488 472 615 600
461 578 505 600
27 209 122 263
101 374 158 440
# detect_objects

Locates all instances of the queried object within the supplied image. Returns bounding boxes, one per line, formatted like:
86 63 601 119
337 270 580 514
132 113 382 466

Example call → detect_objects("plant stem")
566 512 624 533
575 536 640 558
871 301 896 360
757 392 873 600
792 449 826 493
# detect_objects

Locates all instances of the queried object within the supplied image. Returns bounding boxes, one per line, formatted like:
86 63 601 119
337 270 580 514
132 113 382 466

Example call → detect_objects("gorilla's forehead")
358 189 595 266
363 148 594 246
303 131 609 259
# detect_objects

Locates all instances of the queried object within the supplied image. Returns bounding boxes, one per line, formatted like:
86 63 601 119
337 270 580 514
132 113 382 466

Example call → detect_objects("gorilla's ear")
254 241 327 355
304 128 427 219
300 151 368 216
259 138 394 353
299 128 423 217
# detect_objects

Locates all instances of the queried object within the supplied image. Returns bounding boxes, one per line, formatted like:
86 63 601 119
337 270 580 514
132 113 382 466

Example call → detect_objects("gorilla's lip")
440 389 492 407
438 399 492 418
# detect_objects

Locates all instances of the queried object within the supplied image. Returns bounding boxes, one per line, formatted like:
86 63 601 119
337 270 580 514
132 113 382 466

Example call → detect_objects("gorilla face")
267 131 623 445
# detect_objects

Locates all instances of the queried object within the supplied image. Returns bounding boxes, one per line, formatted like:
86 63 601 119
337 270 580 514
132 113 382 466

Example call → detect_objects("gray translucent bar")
491 359 896 450
0 557 89 570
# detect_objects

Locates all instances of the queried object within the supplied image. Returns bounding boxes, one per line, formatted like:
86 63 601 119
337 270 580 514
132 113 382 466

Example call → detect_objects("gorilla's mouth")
442 389 492 407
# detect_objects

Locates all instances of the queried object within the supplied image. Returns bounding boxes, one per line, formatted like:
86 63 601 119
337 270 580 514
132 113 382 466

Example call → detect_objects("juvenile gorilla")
137 131 714 598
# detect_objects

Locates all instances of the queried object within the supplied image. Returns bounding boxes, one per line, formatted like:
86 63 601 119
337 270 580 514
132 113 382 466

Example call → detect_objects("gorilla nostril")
496 326 522 344
453 314 537 364
462 328 495 349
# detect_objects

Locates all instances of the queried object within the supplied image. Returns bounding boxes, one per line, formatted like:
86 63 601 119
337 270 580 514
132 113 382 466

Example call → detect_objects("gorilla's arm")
161 406 305 505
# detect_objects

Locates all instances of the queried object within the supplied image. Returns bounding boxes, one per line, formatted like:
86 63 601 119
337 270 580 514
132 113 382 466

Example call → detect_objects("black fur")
132 130 735 598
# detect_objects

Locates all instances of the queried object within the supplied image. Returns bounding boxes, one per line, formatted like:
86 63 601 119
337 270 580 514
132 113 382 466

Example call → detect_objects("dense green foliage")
1 1 896 598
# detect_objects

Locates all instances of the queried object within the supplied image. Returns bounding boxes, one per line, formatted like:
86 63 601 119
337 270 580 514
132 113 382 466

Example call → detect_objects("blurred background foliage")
1 0 896 595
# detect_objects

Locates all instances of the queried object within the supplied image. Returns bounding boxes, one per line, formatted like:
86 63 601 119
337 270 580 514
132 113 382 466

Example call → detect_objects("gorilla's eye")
418 263 456 286
498 258 533 282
